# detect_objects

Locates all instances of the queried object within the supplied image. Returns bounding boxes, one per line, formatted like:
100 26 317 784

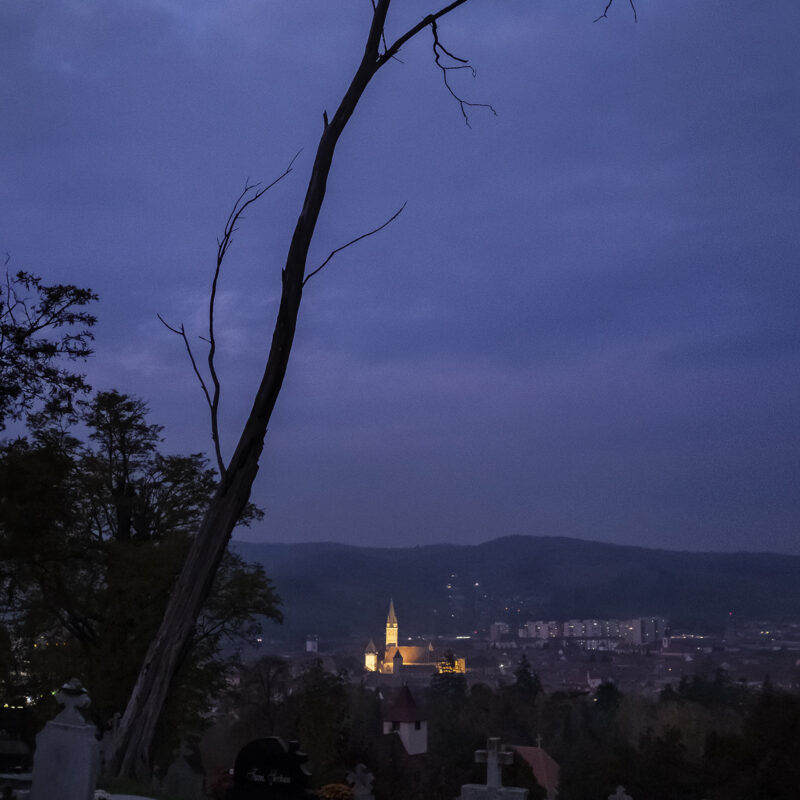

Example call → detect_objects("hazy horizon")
233 531 800 558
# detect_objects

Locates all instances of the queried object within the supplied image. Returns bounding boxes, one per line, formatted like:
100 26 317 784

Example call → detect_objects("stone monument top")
346 763 374 800
458 737 527 800
55 678 91 725
475 738 514 789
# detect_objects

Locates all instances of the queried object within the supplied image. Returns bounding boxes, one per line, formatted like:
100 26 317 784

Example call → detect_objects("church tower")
386 598 398 648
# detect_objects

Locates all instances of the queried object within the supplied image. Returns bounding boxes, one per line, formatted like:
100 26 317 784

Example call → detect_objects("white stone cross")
475 738 513 789
347 763 375 799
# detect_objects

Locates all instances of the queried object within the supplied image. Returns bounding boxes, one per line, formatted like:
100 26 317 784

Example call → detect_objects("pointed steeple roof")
387 598 397 625
365 639 377 654
384 685 426 722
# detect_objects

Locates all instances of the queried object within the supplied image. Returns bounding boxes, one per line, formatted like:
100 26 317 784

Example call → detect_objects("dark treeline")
1 268 282 767
209 654 800 800
0 389 282 768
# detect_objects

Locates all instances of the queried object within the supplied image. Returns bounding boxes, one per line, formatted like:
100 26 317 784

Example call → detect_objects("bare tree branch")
379 0 472 63
430 19 496 127
209 153 301 469
157 314 224 475
594 0 638 23
158 152 300 481
303 203 407 287
377 0 495 125
370 0 392 57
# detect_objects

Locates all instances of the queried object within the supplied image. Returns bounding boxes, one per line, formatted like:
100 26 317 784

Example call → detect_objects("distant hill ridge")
232 535 800 640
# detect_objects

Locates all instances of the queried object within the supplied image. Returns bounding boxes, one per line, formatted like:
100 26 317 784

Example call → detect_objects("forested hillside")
234 535 800 638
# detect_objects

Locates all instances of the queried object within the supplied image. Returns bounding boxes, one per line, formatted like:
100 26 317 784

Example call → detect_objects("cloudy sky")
2 1 798 554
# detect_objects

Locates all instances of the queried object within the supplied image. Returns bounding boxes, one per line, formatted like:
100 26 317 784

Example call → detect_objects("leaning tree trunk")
108 0 473 778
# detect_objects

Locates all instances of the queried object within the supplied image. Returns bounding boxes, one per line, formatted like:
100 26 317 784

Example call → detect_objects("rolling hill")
233 535 800 640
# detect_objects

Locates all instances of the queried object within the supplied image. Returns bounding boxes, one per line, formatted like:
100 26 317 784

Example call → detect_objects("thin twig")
303 203 407 286
203 151 300 478
155 153 301 478
157 314 225 476
594 0 637 23
370 0 391 56
376 1 494 126
379 0 472 64
430 19 496 127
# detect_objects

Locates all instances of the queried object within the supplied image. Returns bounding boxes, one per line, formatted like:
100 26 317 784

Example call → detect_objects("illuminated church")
364 599 465 674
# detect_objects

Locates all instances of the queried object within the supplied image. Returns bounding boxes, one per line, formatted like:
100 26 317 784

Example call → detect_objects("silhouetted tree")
513 653 543 701
0 391 280 756
0 262 96 429
232 655 290 735
288 660 351 784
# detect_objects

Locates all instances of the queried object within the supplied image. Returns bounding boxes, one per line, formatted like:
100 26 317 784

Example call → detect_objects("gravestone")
346 763 374 800
0 727 34 798
162 741 205 800
0 730 32 774
29 679 99 800
232 737 312 800
458 737 527 800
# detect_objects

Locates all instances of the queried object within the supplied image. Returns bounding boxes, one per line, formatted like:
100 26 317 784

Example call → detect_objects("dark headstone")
232 737 312 800
163 740 205 799
0 730 32 773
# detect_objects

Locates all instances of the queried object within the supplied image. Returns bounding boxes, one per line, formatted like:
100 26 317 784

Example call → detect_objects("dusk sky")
2 1 798 554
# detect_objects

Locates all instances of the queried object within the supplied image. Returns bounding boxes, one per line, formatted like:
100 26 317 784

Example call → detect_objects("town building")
382 684 427 755
517 616 667 650
364 599 466 674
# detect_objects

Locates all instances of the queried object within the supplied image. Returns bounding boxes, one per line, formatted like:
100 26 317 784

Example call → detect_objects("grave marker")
30 679 99 800
346 763 374 800
475 738 514 790
232 737 312 800
163 740 205 800
458 737 528 800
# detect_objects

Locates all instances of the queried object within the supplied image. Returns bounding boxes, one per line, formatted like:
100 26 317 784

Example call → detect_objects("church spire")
386 598 398 648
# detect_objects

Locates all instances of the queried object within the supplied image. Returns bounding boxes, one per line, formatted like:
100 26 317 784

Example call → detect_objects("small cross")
474 737 513 789
536 733 543 749
54 678 90 724
347 763 374 798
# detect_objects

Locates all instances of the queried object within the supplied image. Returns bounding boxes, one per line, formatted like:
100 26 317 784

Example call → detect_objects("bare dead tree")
108 0 635 779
